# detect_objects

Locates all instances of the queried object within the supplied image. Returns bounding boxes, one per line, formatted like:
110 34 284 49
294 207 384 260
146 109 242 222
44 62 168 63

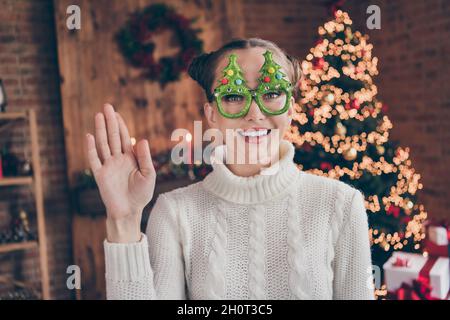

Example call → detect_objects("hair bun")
188 52 214 88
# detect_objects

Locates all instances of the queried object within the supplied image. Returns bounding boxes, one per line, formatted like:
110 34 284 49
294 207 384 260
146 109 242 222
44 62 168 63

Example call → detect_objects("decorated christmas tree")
286 10 428 270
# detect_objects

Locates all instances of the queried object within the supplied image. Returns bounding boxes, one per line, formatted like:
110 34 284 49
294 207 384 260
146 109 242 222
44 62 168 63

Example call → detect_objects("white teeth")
238 129 270 137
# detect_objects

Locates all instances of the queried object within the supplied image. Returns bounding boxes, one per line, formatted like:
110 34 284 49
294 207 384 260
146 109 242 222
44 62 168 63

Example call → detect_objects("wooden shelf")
0 109 50 299
0 111 27 121
0 241 38 254
0 176 33 187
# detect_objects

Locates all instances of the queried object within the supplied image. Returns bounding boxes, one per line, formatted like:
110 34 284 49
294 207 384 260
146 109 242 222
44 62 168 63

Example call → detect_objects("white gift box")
383 252 450 299
429 226 449 246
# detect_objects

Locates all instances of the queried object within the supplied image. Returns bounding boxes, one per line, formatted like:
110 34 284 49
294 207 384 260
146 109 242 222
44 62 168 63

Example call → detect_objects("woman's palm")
86 104 156 221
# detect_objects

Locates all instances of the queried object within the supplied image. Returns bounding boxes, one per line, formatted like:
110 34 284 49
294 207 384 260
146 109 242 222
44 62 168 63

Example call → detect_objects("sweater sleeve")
332 189 375 300
104 193 187 300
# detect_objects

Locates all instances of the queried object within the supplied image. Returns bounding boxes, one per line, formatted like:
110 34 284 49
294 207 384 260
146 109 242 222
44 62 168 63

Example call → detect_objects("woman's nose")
244 98 266 121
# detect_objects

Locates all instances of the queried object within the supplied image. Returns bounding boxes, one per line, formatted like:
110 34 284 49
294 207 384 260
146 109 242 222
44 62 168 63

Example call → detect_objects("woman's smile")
236 127 272 144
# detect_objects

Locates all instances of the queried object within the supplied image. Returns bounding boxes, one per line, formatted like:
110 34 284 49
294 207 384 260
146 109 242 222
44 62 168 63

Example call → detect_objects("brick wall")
0 0 73 299
243 0 450 221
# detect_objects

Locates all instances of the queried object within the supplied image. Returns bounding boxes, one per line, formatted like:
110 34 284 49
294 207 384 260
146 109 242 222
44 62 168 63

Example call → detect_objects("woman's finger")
116 112 132 153
95 112 111 161
135 139 155 178
86 133 102 174
103 103 122 155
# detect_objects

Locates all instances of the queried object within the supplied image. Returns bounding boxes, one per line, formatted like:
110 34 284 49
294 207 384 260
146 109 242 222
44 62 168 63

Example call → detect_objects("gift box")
383 252 449 299
425 224 450 258
429 226 449 246
424 239 450 258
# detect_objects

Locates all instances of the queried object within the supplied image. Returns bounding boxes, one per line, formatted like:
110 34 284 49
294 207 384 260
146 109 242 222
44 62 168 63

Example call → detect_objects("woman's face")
204 47 295 165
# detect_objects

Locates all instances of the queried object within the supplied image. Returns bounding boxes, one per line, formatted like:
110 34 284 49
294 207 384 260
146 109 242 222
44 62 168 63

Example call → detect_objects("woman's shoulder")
299 171 360 200
298 172 366 239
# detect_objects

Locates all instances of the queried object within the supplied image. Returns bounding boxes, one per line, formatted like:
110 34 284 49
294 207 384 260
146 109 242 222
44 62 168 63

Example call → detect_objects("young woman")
85 38 374 300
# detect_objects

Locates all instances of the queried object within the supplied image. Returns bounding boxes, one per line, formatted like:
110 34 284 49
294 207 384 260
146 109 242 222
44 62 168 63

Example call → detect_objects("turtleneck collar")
201 139 301 205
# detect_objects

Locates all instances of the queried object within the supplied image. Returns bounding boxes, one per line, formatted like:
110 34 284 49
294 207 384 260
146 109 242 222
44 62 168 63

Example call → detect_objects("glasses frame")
214 84 293 119
212 50 293 119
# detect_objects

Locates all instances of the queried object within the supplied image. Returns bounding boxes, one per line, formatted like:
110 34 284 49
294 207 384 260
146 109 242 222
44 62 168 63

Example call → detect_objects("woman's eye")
223 94 244 103
263 91 281 100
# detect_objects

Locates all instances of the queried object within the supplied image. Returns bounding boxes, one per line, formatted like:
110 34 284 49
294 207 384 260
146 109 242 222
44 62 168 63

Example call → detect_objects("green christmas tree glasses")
212 50 293 119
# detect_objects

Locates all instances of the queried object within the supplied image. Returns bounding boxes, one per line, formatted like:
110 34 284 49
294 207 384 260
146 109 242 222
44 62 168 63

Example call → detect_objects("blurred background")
0 0 449 300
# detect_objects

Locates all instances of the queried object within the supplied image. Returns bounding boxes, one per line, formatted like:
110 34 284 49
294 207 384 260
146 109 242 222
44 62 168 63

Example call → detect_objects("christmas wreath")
116 3 203 86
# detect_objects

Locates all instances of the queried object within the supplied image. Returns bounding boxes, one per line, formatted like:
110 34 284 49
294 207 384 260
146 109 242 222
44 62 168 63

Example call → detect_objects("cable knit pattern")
103 139 375 300
248 205 266 299
204 199 228 299
286 184 309 300
325 182 347 298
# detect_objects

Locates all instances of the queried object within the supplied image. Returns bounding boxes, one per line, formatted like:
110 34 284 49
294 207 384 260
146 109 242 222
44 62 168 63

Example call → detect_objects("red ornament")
351 99 360 110
345 99 360 110
315 38 324 46
263 76 271 83
221 78 228 85
382 103 389 113
313 57 325 70
401 216 411 224
387 205 401 218
320 162 333 171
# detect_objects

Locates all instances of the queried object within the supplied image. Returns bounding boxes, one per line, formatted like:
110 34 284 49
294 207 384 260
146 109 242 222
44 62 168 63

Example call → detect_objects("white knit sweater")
104 139 375 300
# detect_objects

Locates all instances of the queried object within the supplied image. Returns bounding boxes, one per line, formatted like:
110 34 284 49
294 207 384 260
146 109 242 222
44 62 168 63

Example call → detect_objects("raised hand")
85 104 156 242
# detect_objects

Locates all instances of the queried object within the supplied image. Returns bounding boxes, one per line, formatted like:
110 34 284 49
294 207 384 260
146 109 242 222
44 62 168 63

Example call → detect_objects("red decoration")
345 99 360 110
387 205 401 218
401 216 412 224
221 78 229 85
329 0 346 17
381 103 389 113
313 57 325 70
392 256 410 267
263 76 271 83
320 162 333 171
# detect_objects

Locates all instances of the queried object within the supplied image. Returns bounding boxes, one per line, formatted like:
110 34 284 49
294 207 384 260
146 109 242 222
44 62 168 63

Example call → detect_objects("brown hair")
188 38 301 103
